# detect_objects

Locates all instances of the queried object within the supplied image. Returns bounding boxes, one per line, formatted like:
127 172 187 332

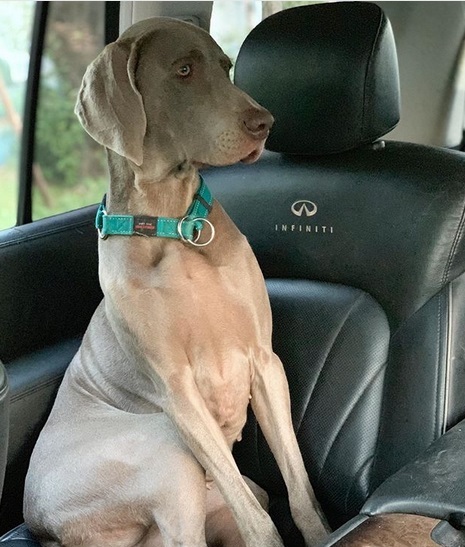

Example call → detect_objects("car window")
0 1 107 231
33 1 106 221
210 0 319 65
0 1 34 230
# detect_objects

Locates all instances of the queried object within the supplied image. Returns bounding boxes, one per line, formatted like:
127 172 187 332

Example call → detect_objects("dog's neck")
105 150 199 219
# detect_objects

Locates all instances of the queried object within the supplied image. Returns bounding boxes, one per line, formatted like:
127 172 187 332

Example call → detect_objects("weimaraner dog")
24 17 329 547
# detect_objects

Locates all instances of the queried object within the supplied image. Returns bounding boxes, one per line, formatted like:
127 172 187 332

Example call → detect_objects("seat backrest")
204 1 465 537
0 207 101 531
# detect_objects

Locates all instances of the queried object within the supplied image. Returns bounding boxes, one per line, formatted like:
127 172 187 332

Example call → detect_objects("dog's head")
75 17 273 181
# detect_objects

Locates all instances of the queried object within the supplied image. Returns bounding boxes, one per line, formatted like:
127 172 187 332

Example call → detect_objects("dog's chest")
157 240 270 444
193 350 253 447
181 254 257 437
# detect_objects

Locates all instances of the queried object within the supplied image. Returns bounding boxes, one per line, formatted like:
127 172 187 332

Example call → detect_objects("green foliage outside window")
34 1 107 206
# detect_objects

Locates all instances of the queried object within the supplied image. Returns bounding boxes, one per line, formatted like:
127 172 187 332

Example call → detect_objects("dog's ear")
75 41 146 166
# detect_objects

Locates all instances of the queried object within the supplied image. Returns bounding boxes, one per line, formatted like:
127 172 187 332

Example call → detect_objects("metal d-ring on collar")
177 216 215 247
95 175 215 246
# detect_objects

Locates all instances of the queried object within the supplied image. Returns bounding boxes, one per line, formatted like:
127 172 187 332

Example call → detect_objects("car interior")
1 1 465 546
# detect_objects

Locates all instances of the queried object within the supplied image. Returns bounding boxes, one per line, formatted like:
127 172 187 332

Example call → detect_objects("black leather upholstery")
216 0 465 541
202 136 465 538
0 524 37 546
204 143 465 487
234 280 389 540
363 417 465 519
0 206 100 362
0 207 101 532
235 2 400 155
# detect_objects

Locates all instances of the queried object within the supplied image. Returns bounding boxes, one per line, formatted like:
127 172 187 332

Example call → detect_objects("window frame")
17 0 48 226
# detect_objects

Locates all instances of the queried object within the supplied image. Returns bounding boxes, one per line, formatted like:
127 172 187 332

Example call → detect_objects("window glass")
0 1 34 230
210 1 262 63
210 1 320 65
33 1 107 221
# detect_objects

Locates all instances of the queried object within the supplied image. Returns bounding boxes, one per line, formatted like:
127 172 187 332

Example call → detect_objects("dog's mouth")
240 143 265 164
192 139 266 169
193 145 265 169
240 148 261 164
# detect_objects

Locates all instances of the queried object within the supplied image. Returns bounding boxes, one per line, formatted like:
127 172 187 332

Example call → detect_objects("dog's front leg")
161 368 284 547
251 353 330 547
104 294 283 547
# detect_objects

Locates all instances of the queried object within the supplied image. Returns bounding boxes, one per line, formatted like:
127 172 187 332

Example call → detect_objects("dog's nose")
243 108 274 140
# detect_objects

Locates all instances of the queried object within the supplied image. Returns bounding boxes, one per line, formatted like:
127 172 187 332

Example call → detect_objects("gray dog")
24 17 328 547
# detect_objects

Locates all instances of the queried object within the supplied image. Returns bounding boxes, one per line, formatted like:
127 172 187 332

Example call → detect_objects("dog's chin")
193 142 266 169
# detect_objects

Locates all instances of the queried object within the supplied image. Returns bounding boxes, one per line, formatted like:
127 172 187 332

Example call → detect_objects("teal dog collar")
95 176 215 246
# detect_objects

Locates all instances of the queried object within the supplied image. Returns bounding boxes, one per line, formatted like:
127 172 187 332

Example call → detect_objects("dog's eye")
177 64 192 78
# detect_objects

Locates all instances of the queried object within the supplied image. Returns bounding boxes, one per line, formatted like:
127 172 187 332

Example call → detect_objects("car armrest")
362 418 465 520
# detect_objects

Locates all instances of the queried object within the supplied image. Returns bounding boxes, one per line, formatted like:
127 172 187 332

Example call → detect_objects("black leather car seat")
3 2 465 546
205 2 465 543
0 207 100 535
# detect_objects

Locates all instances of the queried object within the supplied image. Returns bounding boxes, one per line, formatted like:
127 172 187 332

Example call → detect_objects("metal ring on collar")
177 216 215 247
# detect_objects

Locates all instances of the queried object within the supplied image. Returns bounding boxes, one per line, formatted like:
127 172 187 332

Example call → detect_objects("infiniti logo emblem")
291 200 318 217
274 199 333 234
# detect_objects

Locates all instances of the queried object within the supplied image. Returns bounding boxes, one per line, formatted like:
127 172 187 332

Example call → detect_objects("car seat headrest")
234 1 400 155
